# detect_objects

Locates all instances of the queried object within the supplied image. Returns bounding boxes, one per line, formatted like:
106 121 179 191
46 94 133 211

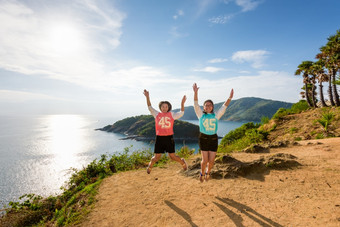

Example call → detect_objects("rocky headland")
95 114 200 141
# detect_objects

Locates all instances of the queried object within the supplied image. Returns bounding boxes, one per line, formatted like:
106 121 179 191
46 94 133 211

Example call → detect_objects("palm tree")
317 31 340 106
311 60 328 107
295 61 315 107
316 47 336 106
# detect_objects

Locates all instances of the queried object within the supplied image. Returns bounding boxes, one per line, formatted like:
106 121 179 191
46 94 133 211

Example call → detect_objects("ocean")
0 115 245 209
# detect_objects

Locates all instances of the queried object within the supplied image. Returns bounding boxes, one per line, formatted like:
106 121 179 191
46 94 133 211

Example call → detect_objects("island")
96 115 200 141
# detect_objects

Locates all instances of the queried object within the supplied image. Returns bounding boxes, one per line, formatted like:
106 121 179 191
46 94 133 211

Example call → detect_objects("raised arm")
143 89 152 107
193 83 199 101
192 83 203 118
223 88 234 107
181 95 187 111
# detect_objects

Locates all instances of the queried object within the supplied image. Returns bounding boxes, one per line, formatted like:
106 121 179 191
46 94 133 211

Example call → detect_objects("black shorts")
154 135 175 154
199 133 218 152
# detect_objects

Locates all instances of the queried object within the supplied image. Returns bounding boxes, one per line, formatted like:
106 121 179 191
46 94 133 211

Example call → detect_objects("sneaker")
181 158 188 171
199 172 205 183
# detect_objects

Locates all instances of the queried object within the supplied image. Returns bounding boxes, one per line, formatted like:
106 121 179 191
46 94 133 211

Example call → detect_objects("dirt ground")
80 137 340 227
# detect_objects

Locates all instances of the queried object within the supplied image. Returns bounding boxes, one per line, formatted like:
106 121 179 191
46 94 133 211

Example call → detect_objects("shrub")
290 100 310 113
272 108 291 120
218 122 268 153
219 122 260 147
261 116 270 124
315 110 335 133
176 146 195 158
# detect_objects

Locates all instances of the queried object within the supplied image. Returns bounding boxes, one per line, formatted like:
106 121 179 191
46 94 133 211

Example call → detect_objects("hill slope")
176 97 293 122
262 107 340 143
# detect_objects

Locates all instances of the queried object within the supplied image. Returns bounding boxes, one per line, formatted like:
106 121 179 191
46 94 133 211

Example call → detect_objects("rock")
242 144 270 153
184 153 301 179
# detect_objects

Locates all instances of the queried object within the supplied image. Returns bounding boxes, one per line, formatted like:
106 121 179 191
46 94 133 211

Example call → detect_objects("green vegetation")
218 122 268 153
272 100 310 120
217 98 339 153
216 100 308 153
290 127 298 134
176 145 196 158
261 116 270 124
315 109 335 135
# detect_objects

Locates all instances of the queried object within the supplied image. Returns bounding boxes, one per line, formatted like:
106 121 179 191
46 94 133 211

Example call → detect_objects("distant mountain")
176 97 293 122
96 115 199 141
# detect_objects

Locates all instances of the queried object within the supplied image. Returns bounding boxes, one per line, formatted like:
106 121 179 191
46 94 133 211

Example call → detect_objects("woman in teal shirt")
193 83 234 182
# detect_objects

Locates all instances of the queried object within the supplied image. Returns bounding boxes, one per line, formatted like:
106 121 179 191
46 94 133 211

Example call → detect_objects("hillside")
262 107 340 143
176 97 293 122
96 115 199 140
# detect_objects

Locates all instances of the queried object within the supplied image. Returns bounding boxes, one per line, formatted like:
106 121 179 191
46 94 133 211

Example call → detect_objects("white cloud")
208 14 234 24
210 0 261 24
194 67 225 73
235 0 262 12
173 9 184 19
208 58 229 63
232 50 270 68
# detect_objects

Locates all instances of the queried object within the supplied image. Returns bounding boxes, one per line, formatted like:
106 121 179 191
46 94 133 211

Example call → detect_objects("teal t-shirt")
199 113 218 135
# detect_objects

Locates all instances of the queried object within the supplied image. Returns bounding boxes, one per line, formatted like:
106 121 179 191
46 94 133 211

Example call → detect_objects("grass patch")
290 127 298 134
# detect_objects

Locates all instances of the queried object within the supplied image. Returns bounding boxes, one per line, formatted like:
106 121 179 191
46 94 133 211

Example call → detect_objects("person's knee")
207 158 215 166
152 155 161 162
169 153 177 160
201 159 208 165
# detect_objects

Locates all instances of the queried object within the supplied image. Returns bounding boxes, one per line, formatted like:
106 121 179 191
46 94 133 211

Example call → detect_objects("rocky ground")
80 137 340 227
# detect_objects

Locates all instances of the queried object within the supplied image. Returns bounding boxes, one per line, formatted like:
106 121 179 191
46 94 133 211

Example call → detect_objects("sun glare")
46 24 83 54
46 115 88 171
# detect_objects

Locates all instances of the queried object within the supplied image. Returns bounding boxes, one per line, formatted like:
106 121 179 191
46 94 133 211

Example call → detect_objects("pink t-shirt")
155 112 174 136
147 106 184 136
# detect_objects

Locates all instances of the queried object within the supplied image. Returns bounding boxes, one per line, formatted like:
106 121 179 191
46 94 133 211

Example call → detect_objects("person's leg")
200 151 209 182
168 153 188 170
205 151 217 181
147 153 162 174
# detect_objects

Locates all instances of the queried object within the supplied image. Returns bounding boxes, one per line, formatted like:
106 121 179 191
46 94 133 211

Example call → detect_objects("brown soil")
263 107 340 142
80 137 340 227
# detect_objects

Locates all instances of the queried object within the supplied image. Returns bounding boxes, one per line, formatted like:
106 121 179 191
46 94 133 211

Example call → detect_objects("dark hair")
203 99 214 114
159 101 172 112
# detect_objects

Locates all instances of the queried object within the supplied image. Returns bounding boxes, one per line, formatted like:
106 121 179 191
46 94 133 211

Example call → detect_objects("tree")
317 30 340 106
295 61 315 107
311 60 328 107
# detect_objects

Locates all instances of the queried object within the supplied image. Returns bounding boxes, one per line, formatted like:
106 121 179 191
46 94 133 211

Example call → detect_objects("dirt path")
80 138 340 227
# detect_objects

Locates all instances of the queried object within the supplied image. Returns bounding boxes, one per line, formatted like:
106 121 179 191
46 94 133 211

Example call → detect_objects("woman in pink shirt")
143 89 188 174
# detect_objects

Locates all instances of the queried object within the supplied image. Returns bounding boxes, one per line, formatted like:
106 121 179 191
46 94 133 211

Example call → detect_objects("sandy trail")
80 138 340 227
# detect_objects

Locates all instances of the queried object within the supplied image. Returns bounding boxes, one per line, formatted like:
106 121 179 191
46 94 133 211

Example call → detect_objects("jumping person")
192 83 234 182
143 89 188 174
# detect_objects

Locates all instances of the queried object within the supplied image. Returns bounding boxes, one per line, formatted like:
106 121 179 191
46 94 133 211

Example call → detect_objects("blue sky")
1 0 340 118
